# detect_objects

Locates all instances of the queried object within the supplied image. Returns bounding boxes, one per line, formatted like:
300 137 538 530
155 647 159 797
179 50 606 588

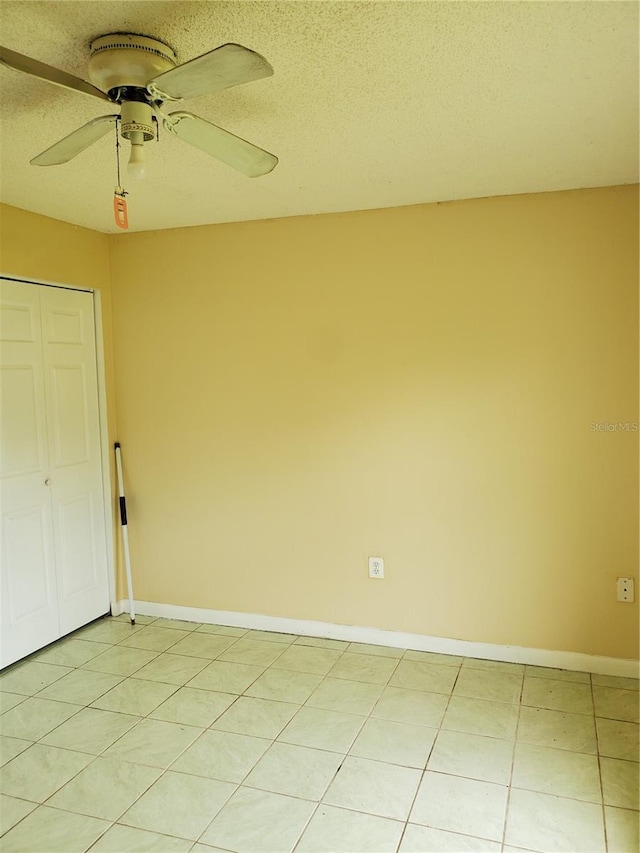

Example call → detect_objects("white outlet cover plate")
368 557 384 578
616 577 635 602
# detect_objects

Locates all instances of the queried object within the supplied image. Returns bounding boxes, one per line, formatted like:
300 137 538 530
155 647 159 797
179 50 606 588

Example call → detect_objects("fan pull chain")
113 118 129 230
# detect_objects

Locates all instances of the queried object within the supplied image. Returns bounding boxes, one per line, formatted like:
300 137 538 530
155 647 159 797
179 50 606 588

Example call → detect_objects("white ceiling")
0 1 638 234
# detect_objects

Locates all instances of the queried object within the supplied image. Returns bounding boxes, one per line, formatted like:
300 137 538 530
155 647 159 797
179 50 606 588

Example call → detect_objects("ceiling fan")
0 33 278 180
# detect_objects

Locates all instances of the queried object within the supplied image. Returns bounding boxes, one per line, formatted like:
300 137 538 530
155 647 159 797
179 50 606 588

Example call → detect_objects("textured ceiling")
0 1 638 234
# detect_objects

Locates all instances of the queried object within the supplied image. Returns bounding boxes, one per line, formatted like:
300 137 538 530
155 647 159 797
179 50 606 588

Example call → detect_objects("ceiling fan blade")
31 115 119 166
166 111 277 177
0 45 110 101
148 43 273 102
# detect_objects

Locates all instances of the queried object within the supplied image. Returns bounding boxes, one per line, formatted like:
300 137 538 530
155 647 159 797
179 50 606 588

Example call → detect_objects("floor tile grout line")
1 626 196 832
41 804 118 852
0 802 40 842
385 655 465 851
7 645 637 738
427 658 463 757
593 670 611 853
0 661 74 695
289 800 324 853
396 765 426 849
499 665 525 851
33 639 240 842
34 669 128 706
115 765 238 846
190 746 322 850
33 634 181 826
2 617 637 851
61 644 624 812
1 801 119 850
0 752 636 840
81 815 148 853
171 635 353 813
399 658 464 847
181 680 316 849
179 640 398 846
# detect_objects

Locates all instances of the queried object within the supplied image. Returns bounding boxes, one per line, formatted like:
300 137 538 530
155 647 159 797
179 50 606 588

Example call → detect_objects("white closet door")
40 286 110 636
0 280 110 668
0 281 60 665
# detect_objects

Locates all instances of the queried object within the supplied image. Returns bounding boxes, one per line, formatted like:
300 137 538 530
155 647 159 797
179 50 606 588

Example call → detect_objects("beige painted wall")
1 202 116 428
0 203 121 587
108 186 638 659
1 193 636 659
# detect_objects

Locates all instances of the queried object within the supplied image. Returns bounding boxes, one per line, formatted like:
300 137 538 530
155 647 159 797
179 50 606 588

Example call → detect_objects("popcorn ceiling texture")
0 0 637 233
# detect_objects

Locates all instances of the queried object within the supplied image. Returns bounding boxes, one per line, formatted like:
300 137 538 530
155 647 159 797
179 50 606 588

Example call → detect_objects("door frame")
0 274 117 615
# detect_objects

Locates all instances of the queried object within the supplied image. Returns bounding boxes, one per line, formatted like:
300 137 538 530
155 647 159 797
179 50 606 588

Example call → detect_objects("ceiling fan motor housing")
120 101 154 142
88 33 176 94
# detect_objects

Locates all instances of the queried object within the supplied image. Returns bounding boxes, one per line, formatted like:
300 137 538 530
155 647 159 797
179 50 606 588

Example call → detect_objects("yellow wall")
0 202 116 426
2 192 637 660
109 185 639 659
0 203 121 586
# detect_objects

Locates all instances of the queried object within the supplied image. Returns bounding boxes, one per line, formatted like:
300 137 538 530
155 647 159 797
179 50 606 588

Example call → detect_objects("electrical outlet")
616 577 635 603
368 557 384 579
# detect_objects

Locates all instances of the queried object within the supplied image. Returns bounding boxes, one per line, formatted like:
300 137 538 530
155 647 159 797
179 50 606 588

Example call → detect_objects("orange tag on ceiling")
114 190 129 230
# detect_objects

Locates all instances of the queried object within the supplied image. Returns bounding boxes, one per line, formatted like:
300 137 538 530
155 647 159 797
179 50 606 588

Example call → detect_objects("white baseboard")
115 599 639 678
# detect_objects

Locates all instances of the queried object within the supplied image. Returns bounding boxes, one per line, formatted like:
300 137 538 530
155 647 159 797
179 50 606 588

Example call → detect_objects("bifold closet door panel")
0 281 60 667
40 285 110 636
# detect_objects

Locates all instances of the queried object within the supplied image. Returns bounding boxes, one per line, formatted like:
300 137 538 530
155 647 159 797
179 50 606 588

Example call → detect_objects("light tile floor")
0 615 638 853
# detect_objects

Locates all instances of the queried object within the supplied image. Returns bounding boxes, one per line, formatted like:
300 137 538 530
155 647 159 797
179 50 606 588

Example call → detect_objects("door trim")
0 274 116 616
92 288 117 612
